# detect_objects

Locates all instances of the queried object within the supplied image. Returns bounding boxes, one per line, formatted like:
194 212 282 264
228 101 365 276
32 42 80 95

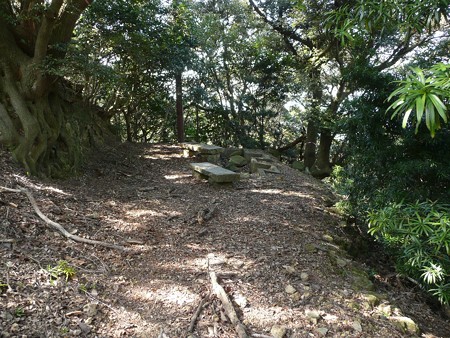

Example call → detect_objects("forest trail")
1 143 449 338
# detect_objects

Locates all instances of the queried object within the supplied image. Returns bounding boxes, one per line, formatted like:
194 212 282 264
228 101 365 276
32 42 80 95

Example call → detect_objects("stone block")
190 162 240 183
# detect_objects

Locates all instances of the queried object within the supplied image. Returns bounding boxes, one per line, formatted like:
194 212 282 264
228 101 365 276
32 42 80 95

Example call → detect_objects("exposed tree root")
0 186 126 251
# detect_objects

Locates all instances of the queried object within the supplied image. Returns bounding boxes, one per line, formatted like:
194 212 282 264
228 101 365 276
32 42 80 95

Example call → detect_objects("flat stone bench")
190 162 240 184
181 142 224 163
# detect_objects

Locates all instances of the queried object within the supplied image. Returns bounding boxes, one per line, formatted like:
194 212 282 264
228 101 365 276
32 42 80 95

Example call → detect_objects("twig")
208 270 249 338
188 296 210 333
0 185 126 251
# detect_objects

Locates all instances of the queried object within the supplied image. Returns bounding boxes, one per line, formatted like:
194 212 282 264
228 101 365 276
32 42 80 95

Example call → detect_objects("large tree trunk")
312 128 333 178
0 1 108 177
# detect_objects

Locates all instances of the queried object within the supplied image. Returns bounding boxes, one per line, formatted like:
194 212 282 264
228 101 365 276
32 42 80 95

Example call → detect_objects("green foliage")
336 66 450 216
46 260 76 282
388 64 450 137
14 307 25 318
368 201 450 304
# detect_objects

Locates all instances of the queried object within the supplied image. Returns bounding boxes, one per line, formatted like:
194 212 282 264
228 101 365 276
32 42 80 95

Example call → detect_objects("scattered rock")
348 267 374 291
283 265 296 274
315 327 328 336
71 329 82 336
322 234 334 242
300 272 309 281
290 292 301 301
229 155 248 167
361 293 379 309
233 293 248 308
352 320 363 332
389 316 419 335
270 324 287 338
83 303 98 317
335 257 348 267
10 323 19 333
376 304 392 317
305 309 321 324
78 322 91 334
285 284 297 294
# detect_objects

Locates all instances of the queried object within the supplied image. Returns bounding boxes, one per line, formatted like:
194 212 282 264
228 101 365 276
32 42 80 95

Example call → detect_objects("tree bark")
313 128 333 178
304 119 318 169
0 0 107 177
175 72 185 142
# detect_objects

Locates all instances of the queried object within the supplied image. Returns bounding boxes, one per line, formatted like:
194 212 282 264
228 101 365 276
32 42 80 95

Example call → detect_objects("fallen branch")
208 270 249 338
188 296 209 333
0 186 126 251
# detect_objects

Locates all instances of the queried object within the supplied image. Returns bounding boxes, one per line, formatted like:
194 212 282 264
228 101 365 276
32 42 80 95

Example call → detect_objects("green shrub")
368 201 450 304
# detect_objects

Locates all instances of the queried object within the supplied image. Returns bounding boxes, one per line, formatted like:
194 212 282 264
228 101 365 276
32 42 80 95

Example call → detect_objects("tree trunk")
312 128 333 178
304 119 318 169
0 1 109 177
303 69 322 170
175 72 184 142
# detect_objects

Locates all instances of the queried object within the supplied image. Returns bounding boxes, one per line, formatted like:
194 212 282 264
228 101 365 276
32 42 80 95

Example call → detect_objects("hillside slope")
0 143 449 337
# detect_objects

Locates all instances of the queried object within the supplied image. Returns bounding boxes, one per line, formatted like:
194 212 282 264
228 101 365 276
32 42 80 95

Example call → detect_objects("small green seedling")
47 260 76 282
14 307 25 317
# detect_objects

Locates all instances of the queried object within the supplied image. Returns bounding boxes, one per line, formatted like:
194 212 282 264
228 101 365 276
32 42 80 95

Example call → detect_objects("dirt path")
1 143 449 337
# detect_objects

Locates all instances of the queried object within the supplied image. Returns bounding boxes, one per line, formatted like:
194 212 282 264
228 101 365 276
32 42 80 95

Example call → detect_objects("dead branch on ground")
208 270 249 338
0 186 126 251
188 295 210 334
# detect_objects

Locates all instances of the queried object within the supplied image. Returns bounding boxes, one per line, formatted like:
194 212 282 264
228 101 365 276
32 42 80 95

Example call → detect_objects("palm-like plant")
388 64 450 137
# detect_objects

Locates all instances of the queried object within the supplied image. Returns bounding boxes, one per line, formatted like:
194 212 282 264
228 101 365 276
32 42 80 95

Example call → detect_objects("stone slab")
181 142 224 155
190 162 240 183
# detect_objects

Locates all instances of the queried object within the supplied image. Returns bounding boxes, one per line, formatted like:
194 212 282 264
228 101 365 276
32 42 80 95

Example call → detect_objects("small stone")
335 257 348 267
270 325 287 338
229 155 248 167
234 293 248 308
315 327 328 336
78 322 91 334
301 292 311 301
83 303 98 317
389 316 419 334
285 285 297 294
283 265 296 274
300 272 309 281
305 309 321 324
376 304 392 317
10 323 19 333
352 320 363 332
361 294 379 309
322 234 334 242
70 329 82 336
2 331 11 337
290 292 301 301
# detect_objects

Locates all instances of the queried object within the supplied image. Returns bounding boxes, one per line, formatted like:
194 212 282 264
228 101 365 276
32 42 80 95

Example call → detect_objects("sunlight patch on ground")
13 174 72 195
243 306 301 326
126 209 165 217
164 174 191 180
136 286 199 306
250 188 311 198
